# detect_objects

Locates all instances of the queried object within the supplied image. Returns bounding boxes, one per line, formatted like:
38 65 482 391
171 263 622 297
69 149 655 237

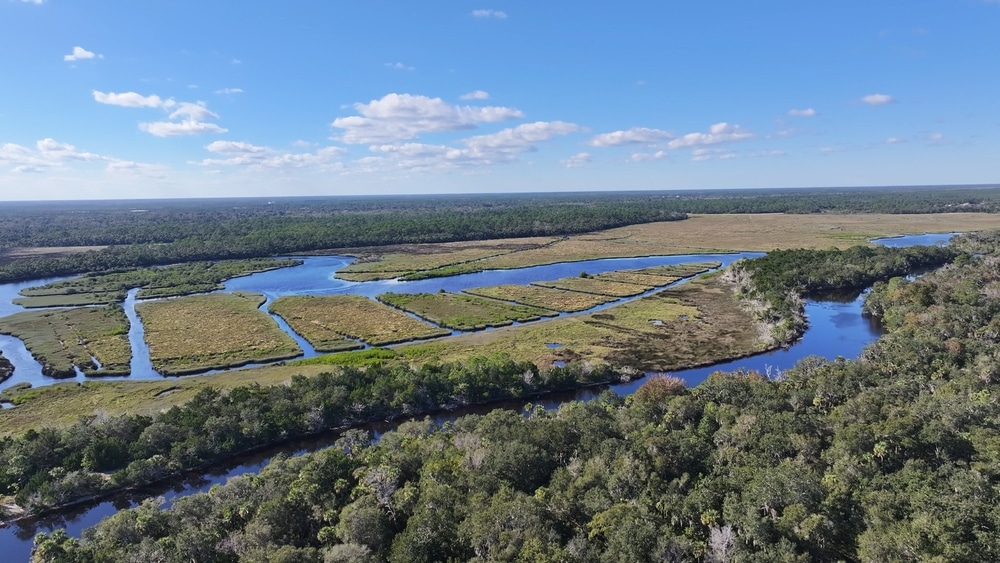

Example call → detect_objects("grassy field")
395 274 766 372
378 291 557 330
335 237 558 280
0 305 131 377
463 284 619 312
532 276 652 297
136 292 301 375
270 295 450 348
13 291 124 308
330 214 998 279
15 258 300 307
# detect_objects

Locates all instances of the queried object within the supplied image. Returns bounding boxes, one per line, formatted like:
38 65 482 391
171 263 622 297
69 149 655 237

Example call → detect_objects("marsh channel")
0 233 955 558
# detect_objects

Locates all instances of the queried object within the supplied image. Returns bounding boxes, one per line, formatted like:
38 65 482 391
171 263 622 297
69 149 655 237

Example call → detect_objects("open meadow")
136 292 301 375
0 305 131 377
270 294 450 348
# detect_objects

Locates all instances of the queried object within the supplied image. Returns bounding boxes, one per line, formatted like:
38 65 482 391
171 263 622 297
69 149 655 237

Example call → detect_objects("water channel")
0 234 956 558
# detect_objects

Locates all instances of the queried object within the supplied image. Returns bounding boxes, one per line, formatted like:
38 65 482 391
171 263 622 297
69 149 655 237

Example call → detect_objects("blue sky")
1 0 998 200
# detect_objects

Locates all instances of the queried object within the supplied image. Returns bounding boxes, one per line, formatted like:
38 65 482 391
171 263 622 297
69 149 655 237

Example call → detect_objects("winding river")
0 234 956 558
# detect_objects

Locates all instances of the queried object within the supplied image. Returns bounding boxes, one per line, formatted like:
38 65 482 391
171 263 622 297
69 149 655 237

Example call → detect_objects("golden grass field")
0 305 131 376
377 291 558 330
463 284 619 312
533 276 652 297
335 237 558 280
333 214 1000 279
270 294 450 348
136 292 301 375
396 274 764 372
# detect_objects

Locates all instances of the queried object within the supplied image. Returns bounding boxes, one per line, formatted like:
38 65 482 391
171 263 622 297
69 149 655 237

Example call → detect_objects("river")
0 233 956 559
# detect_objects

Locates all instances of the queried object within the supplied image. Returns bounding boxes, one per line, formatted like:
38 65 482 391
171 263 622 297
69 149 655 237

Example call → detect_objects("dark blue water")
0 233 957 559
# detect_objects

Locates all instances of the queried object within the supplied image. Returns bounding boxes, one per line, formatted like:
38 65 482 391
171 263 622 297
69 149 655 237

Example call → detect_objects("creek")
0 233 955 559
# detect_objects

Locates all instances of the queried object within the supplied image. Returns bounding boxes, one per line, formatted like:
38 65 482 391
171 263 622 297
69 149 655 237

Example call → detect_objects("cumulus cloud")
666 122 752 149
861 93 894 106
587 127 673 147
215 88 243 95
199 140 346 170
460 90 490 100
64 46 101 62
169 102 219 121
472 9 507 19
93 90 175 109
331 93 524 144
139 120 227 137
0 138 162 177
561 152 592 168
364 121 583 172
788 108 816 117
630 150 668 162
94 90 225 137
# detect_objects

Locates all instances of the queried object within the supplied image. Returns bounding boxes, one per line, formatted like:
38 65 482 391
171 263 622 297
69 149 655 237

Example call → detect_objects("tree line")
3 185 999 283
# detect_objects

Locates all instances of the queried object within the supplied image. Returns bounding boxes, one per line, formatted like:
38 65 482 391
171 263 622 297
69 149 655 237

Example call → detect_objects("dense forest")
1 185 996 283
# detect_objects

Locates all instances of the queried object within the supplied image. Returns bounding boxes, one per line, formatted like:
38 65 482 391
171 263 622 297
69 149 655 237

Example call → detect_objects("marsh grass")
378 291 557 330
397 275 766 372
270 295 449 348
16 258 300 307
532 277 650 297
0 305 131 377
463 285 618 312
136 291 301 375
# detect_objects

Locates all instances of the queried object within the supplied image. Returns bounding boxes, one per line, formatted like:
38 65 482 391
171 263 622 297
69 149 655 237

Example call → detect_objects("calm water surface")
0 233 956 559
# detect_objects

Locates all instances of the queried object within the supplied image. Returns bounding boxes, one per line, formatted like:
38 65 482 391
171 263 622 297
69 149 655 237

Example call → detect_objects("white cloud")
666 122 752 149
587 127 673 147
93 90 175 109
169 102 219 121
20 0 45 4
94 91 225 137
215 88 243 95
460 90 490 100
561 152 592 168
861 93 894 106
200 140 346 170
385 62 415 71
886 137 906 144
0 138 162 177
630 150 668 162
64 46 101 62
363 121 582 172
472 9 507 19
140 120 228 137
788 108 816 117
331 93 524 144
